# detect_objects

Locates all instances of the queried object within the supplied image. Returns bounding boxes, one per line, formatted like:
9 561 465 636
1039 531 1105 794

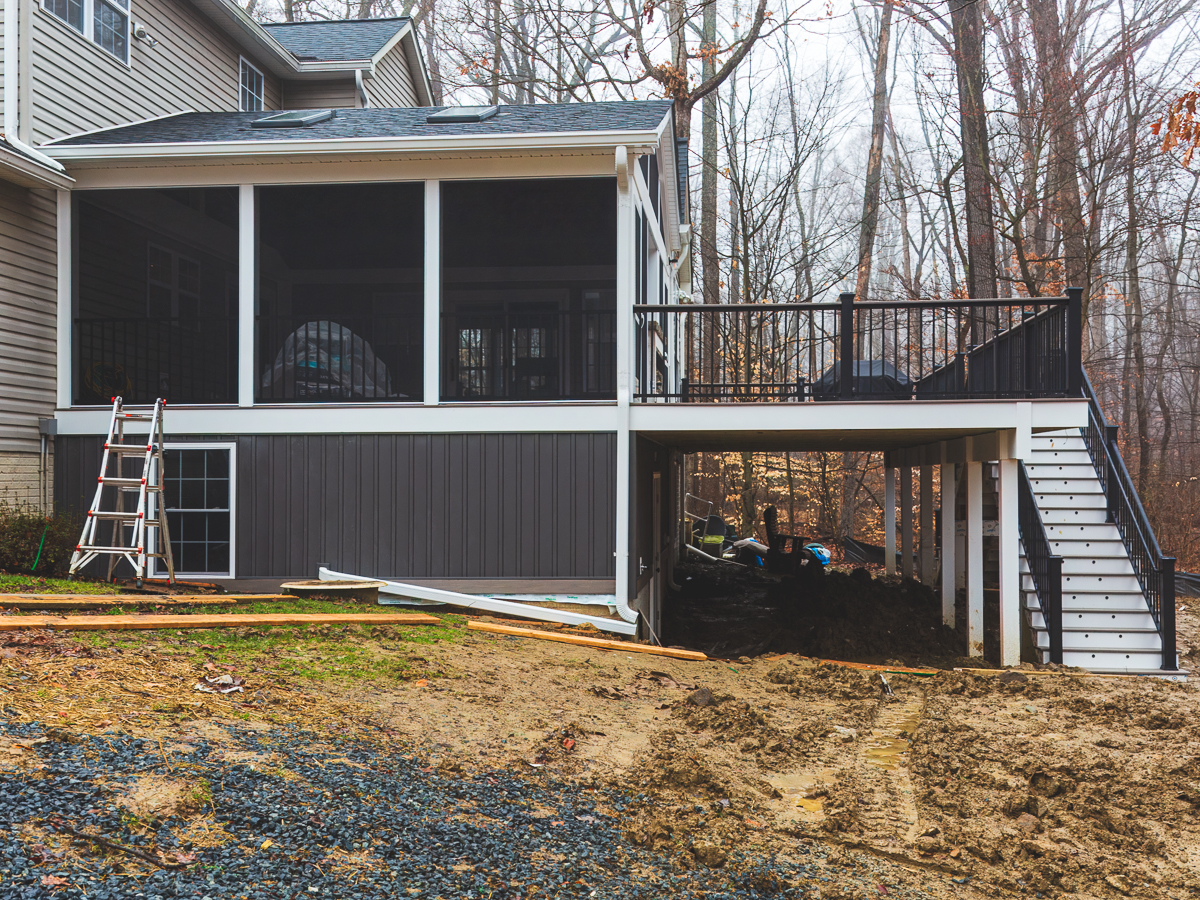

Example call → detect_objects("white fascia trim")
0 143 74 188
42 129 664 163
54 403 623 435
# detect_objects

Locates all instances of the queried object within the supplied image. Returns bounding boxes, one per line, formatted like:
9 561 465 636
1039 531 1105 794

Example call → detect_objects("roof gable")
262 18 410 62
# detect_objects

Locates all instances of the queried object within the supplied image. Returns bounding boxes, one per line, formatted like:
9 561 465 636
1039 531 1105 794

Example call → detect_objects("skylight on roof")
251 110 335 129
425 106 499 124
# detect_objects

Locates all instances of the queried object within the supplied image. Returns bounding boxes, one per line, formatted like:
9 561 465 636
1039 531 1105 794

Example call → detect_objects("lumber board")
0 597 238 611
468 621 707 661
0 593 288 603
0 612 442 631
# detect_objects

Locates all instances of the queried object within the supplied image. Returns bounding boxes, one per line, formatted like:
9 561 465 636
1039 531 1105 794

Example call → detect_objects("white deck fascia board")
628 398 1087 434
61 152 624 190
53 403 624 436
44 130 663 167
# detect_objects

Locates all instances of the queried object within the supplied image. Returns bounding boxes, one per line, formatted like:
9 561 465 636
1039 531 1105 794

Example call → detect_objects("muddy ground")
1 572 1198 898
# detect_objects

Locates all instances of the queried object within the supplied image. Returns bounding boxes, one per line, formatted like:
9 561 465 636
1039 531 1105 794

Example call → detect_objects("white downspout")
3 0 65 172
613 145 637 625
354 69 371 108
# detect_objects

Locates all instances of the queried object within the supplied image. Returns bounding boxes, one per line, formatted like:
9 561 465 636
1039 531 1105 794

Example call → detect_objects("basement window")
426 105 498 124
152 444 235 578
251 109 334 128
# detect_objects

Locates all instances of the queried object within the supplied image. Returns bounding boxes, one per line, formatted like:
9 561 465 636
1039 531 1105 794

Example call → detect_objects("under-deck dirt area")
0 588 1197 899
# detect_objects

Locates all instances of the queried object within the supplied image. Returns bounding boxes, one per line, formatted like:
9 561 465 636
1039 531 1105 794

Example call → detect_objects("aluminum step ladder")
68 397 175 587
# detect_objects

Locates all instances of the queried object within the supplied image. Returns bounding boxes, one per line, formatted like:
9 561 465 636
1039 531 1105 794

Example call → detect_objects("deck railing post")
1162 558 1177 671
839 292 855 399
1066 287 1083 396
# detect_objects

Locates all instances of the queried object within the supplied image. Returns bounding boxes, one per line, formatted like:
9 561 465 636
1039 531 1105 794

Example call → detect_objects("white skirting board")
318 567 637 636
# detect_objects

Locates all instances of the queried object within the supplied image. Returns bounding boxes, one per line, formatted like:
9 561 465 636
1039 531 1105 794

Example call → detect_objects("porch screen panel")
74 188 239 405
256 182 424 402
441 178 617 401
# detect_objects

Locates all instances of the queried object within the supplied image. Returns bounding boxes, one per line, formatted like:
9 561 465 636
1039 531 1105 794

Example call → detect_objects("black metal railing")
633 290 1081 403
75 317 237 405
257 315 424 402
1018 461 1064 664
1081 371 1176 670
442 309 616 401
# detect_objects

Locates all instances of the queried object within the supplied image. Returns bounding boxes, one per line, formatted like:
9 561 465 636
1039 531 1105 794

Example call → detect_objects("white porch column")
940 455 956 627
920 464 934 585
884 462 896 576
900 465 913 580
967 459 984 657
423 180 440 406
56 190 72 409
613 148 635 622
237 185 255 408
998 456 1020 666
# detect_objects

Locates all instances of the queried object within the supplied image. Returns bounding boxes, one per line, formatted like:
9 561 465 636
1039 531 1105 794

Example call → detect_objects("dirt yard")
0 579 1198 898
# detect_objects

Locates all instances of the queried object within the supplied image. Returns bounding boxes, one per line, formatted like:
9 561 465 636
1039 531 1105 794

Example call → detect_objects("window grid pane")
240 61 264 112
94 0 129 61
44 0 84 31
161 449 231 575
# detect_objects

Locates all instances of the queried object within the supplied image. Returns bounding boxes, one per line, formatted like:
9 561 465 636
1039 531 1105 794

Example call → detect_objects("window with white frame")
153 445 235 577
42 0 129 63
240 59 264 112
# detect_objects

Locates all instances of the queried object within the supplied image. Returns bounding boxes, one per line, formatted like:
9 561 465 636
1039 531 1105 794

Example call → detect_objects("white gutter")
319 567 637 636
42 131 663 163
2 0 65 174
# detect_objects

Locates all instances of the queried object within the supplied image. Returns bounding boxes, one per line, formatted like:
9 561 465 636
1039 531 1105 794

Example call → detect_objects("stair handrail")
1017 462 1064 664
1080 370 1177 671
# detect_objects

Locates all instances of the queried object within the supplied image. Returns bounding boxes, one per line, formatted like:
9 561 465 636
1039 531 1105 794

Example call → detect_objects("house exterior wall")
29 0 281 145
0 450 52 511
0 179 56 455
368 43 418 107
281 78 358 110
55 432 616 579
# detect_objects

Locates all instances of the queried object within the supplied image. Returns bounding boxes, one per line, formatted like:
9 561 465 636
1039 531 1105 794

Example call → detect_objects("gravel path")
0 719 869 900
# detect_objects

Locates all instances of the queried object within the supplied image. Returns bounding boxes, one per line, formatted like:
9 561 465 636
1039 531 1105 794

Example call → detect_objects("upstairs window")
240 59 264 112
42 0 129 63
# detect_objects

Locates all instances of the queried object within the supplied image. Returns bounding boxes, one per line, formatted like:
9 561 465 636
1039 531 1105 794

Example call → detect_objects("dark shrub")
0 504 81 576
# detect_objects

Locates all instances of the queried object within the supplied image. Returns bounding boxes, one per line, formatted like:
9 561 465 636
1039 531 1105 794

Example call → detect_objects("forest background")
246 0 1200 569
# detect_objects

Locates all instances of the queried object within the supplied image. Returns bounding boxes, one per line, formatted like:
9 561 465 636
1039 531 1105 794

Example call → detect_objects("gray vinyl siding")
56 432 616 579
281 78 358 110
29 0 281 145
0 180 57 454
368 43 417 108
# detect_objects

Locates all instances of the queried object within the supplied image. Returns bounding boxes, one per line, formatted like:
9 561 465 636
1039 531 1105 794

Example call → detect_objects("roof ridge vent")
426 105 499 124
251 110 336 129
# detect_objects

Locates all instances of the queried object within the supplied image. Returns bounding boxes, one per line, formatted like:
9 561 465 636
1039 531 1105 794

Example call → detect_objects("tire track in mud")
855 692 925 847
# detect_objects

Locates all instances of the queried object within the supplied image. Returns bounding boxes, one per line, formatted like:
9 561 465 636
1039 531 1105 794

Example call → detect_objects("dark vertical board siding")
56 432 615 578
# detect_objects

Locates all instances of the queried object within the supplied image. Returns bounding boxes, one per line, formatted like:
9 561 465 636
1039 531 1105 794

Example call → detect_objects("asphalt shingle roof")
50 102 675 146
262 18 410 61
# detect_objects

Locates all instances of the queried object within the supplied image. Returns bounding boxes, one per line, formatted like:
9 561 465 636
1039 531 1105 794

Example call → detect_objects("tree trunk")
490 0 502 105
853 0 894 304
1028 0 1089 325
948 0 998 299
700 0 719 306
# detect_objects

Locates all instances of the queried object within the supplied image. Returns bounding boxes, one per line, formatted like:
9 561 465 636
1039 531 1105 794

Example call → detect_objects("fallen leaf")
562 738 576 751
261 839 274 850
414 679 429 687
173 851 197 864
41 875 69 887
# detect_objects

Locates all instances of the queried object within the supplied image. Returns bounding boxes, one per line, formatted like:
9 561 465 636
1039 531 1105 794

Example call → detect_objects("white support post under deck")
56 190 72 410
423 180 440 406
998 456 1020 666
614 149 634 620
966 459 984 657
237 185 255 408
940 454 956 628
900 466 913 580
884 464 896 577
920 464 934 585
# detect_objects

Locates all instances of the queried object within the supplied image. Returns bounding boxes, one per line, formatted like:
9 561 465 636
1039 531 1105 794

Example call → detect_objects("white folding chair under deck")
68 397 175 587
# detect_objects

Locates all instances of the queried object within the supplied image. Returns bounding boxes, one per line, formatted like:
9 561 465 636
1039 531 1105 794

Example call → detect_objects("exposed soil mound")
667 559 963 664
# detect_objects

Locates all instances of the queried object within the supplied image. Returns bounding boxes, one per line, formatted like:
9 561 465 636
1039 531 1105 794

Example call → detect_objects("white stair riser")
1060 558 1134 576
1031 438 1088 451
1043 523 1122 540
1030 480 1104 494
1026 463 1101 477
1040 509 1111 524
1036 494 1107 509
1062 574 1141 592
1037 630 1162 650
1027 452 1095 466
1059 610 1158 630
1061 649 1166 669
1047 540 1128 557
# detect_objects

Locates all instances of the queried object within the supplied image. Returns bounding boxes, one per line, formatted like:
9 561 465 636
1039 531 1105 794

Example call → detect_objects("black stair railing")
1081 370 1177 671
1018 462 1064 664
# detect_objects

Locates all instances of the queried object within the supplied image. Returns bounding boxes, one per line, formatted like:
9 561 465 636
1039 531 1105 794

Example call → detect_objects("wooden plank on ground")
468 621 708 661
0 597 239 611
0 612 442 631
0 593 289 603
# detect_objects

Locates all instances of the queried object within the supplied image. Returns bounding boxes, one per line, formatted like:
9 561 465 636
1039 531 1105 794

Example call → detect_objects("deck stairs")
1019 428 1181 677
